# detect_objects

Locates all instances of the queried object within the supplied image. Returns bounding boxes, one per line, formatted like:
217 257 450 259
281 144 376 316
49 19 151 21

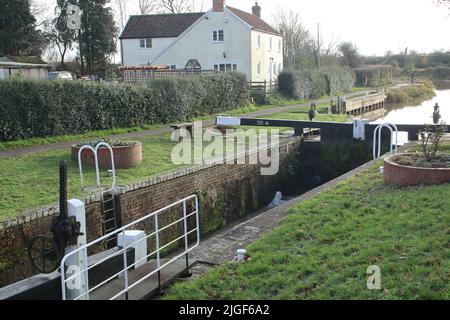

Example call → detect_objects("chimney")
213 0 225 12
252 2 261 18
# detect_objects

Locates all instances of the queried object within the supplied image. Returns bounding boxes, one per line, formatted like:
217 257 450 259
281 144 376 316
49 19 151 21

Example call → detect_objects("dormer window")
139 38 152 49
213 29 224 42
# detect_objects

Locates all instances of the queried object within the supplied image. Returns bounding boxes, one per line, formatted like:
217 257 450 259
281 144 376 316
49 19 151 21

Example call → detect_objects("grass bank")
386 80 436 106
0 105 347 221
164 161 449 300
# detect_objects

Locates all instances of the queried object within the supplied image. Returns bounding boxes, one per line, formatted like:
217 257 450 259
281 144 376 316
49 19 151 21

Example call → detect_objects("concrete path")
0 91 367 159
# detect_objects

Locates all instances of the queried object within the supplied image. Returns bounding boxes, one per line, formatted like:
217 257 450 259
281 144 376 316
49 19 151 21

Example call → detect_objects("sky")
37 0 450 60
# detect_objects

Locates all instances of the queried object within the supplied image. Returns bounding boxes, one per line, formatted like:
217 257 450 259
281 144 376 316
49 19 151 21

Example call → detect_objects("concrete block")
118 230 147 269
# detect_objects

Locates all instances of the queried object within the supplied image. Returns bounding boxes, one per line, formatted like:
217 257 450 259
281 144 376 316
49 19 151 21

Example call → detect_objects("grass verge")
0 105 347 221
163 162 450 300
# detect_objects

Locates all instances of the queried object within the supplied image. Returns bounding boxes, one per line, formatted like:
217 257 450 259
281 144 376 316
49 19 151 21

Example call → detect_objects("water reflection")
372 89 450 125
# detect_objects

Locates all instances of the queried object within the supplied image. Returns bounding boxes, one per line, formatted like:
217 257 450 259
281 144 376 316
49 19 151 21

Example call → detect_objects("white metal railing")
78 142 116 191
60 195 200 300
373 123 399 159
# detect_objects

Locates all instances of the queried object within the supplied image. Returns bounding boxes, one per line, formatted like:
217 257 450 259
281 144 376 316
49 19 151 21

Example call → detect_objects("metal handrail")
78 142 116 192
373 123 399 159
61 195 200 300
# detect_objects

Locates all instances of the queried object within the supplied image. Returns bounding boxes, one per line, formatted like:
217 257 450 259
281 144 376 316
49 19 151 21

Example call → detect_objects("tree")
436 0 450 10
0 0 43 56
44 0 79 69
138 0 158 14
273 9 314 69
114 0 128 29
158 0 191 13
77 0 118 77
339 42 360 67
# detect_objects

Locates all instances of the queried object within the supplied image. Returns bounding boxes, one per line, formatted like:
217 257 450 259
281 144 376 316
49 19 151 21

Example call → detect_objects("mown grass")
163 162 450 300
0 133 185 222
260 103 350 123
0 102 347 221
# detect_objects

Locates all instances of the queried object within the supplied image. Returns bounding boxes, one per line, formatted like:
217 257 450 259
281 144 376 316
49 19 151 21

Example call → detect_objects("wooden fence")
248 80 278 103
120 69 217 83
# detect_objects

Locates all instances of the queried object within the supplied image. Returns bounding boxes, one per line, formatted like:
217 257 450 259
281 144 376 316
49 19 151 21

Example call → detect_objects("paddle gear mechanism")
27 161 84 274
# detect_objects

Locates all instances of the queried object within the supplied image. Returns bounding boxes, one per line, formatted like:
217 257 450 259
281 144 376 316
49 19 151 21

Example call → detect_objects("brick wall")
0 137 302 287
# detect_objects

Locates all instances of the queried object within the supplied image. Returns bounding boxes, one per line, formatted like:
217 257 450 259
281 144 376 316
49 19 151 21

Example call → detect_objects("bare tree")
338 42 360 67
113 0 128 29
273 9 313 69
158 0 191 13
30 0 51 27
437 0 450 10
139 0 158 14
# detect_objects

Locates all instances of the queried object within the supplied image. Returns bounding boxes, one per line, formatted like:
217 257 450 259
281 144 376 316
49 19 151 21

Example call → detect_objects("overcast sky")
38 0 450 59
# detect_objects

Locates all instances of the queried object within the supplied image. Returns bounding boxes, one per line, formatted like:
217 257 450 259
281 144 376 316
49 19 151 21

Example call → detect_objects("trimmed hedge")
353 65 393 87
0 73 249 141
278 66 353 99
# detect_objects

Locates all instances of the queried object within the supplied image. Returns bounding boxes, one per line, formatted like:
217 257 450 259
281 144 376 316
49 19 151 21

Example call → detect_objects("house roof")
0 55 47 65
120 6 281 40
227 7 281 36
119 12 205 39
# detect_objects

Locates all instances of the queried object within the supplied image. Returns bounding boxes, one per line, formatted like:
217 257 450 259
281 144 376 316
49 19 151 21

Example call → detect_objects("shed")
0 56 49 80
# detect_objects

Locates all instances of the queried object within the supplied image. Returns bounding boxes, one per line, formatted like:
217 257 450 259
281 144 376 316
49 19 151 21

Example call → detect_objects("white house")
119 0 283 82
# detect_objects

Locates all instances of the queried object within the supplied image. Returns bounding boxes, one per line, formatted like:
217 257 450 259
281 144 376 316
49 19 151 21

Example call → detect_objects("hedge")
278 66 353 99
353 65 393 87
0 73 249 141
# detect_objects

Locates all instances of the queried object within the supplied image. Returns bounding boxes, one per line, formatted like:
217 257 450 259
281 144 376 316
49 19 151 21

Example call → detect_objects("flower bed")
384 153 450 186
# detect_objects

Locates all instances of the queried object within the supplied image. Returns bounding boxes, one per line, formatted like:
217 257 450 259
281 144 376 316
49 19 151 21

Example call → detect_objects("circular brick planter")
71 142 143 169
384 153 450 186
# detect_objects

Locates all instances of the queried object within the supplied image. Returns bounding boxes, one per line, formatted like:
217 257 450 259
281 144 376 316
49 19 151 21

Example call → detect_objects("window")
257 34 261 48
273 64 277 75
139 38 152 49
212 29 224 42
214 63 237 72
269 37 272 50
170 65 177 70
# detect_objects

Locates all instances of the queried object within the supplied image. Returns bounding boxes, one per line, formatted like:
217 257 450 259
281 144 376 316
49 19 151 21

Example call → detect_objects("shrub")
353 65 393 87
0 73 249 141
278 66 353 100
386 80 435 105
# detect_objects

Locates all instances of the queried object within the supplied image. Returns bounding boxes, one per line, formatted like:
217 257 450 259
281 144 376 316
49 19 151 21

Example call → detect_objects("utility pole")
317 23 321 69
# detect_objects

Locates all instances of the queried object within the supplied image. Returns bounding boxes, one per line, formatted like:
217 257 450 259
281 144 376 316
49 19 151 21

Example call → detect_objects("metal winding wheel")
27 235 60 274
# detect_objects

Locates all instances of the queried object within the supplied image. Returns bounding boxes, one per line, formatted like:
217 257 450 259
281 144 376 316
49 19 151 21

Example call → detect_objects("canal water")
372 89 450 124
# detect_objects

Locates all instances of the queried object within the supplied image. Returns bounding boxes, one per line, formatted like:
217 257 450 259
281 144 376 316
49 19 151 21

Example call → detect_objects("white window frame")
214 62 237 72
139 38 152 49
212 29 225 42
